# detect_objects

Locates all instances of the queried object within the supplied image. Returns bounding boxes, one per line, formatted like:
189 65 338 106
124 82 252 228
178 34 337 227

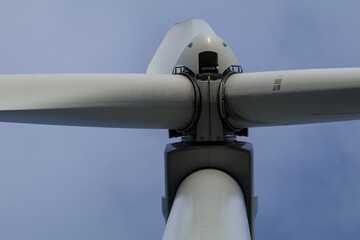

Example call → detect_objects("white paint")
0 73 195 129
163 169 251 240
176 32 239 75
225 68 360 127
147 19 214 74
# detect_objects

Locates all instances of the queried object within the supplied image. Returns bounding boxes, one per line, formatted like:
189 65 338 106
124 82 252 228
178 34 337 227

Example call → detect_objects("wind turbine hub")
169 33 247 141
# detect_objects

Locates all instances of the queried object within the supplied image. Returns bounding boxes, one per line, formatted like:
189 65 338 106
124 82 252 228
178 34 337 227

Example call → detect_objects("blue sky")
0 1 360 239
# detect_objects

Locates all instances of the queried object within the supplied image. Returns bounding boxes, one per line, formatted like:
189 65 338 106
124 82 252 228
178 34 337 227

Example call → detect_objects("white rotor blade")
0 74 195 129
224 68 360 128
147 19 214 74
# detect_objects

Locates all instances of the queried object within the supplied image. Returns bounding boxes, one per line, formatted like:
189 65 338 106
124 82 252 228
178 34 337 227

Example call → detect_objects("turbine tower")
1 19 360 240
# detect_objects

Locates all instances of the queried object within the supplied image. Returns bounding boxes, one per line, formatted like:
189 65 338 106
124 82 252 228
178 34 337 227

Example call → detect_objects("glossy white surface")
163 169 251 240
225 68 360 128
0 73 195 129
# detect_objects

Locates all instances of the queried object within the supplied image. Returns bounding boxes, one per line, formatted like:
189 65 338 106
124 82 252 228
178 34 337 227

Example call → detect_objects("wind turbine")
1 19 360 240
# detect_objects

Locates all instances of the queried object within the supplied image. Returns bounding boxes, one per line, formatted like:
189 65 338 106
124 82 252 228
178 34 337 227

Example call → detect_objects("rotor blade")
0 74 195 129
224 68 360 128
147 19 214 74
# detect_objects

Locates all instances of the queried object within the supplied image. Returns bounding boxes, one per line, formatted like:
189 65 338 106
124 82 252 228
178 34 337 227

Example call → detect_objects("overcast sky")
0 1 360 239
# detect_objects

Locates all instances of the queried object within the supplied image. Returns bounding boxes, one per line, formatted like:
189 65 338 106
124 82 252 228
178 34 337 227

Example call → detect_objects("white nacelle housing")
176 32 240 75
